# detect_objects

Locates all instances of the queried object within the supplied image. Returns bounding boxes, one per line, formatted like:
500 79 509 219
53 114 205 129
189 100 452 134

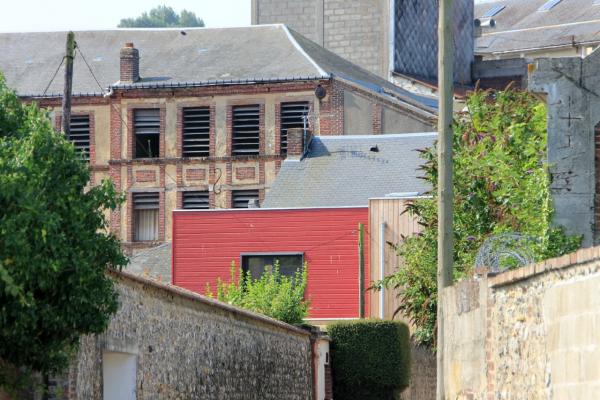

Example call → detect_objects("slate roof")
475 0 600 56
262 133 436 208
0 25 436 111
125 243 172 283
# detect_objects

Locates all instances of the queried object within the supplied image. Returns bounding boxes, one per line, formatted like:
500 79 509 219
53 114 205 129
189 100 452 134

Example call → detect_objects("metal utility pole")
437 0 454 398
61 31 75 136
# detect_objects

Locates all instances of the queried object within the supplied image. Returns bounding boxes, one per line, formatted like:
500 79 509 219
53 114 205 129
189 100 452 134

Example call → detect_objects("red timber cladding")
173 207 370 319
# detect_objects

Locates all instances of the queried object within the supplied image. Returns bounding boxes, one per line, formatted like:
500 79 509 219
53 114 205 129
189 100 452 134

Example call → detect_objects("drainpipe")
388 0 395 80
380 222 386 319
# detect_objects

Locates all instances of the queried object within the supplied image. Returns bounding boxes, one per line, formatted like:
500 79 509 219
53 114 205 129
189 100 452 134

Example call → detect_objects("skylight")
538 0 562 11
482 4 506 18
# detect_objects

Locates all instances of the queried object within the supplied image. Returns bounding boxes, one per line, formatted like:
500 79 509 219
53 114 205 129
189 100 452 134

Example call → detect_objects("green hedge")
328 320 411 400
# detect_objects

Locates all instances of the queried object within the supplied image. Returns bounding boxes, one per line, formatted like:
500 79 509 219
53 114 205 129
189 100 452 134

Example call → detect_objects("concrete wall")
64 271 313 399
442 246 600 399
528 50 600 246
252 0 390 78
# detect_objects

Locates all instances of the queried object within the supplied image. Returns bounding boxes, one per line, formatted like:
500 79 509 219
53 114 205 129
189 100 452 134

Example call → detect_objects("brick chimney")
120 43 140 83
286 128 309 159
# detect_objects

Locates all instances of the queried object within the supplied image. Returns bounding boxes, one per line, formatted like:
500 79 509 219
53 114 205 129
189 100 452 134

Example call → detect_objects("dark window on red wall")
182 191 209 209
280 102 309 155
241 253 304 279
182 107 210 157
133 192 159 241
134 109 160 158
232 105 260 156
232 189 259 208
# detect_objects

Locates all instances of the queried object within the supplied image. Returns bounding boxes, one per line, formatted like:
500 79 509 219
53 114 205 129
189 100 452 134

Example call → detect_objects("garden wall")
442 246 600 399
54 270 314 399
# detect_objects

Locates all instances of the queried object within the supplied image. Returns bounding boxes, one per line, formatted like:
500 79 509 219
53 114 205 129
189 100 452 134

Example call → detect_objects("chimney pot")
287 128 310 159
120 43 140 83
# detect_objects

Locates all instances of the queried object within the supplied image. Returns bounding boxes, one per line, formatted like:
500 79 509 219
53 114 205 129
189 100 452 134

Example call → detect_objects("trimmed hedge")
328 320 411 400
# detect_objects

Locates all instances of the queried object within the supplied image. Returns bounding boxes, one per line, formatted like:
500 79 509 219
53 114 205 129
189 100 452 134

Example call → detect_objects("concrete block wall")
65 271 314 399
252 0 390 78
528 51 600 247
442 246 600 399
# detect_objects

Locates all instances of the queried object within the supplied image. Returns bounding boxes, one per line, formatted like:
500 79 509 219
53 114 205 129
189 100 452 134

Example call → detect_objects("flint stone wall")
70 271 313 399
443 246 600 400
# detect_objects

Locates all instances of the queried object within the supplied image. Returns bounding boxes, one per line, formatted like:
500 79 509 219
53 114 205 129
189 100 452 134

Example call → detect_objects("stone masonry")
442 246 600 399
60 271 313 399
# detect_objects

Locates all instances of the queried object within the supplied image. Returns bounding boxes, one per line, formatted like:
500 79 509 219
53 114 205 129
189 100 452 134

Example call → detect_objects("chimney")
286 128 309 159
120 42 140 83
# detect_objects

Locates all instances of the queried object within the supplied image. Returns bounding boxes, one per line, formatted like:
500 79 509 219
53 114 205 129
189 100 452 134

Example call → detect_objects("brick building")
0 25 436 250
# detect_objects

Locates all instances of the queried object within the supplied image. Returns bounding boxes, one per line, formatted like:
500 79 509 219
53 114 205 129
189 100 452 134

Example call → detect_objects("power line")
42 56 66 96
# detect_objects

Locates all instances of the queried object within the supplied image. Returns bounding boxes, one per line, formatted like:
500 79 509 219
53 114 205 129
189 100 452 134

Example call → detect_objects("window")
182 191 209 209
232 105 260 156
133 192 159 241
232 189 259 208
68 115 91 160
280 102 309 155
538 0 561 11
182 107 210 157
241 253 304 279
481 4 505 18
134 109 160 158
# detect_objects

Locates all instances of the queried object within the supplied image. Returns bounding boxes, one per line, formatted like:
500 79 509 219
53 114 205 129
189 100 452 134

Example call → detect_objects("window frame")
132 192 160 242
181 106 211 158
132 108 161 159
279 101 310 156
240 252 305 280
181 190 210 209
231 189 260 208
231 104 261 156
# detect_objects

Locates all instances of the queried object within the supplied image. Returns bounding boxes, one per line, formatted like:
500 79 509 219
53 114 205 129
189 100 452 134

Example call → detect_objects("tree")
377 88 581 348
0 74 127 391
118 5 204 28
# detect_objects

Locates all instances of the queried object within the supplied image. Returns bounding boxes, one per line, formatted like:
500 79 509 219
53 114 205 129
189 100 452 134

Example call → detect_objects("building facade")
0 26 436 251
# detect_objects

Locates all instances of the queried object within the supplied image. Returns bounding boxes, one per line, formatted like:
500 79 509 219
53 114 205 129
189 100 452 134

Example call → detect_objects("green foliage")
379 89 581 348
118 5 204 28
210 261 309 325
328 320 411 400
0 74 127 390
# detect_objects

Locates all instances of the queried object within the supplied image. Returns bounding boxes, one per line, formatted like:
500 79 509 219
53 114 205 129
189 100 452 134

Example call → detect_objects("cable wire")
42 56 66 96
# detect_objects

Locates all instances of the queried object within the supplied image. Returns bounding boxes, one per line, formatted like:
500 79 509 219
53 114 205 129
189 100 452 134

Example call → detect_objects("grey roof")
0 25 436 111
475 0 600 56
125 243 172 283
262 133 436 208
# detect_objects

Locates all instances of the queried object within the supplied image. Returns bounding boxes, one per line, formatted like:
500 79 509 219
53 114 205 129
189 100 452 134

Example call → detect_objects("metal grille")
182 191 209 209
394 0 473 84
133 192 159 210
68 115 90 160
280 102 309 155
232 190 259 208
232 105 260 156
134 109 160 158
182 107 210 157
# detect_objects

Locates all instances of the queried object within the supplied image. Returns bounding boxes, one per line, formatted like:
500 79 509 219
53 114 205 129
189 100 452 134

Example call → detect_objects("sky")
0 0 251 32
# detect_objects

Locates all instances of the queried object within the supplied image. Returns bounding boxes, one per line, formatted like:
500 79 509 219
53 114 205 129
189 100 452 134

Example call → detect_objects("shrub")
328 320 411 400
376 88 581 348
208 261 309 325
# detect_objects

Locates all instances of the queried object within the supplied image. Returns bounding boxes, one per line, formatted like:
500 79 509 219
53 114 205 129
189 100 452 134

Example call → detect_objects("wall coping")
110 269 311 337
488 246 600 288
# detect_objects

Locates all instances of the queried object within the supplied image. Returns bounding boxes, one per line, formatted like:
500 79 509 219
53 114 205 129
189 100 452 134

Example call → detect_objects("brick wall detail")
235 167 256 180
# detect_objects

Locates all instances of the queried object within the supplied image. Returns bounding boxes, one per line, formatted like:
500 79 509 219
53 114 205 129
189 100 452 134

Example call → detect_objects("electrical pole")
437 0 454 399
61 31 75 136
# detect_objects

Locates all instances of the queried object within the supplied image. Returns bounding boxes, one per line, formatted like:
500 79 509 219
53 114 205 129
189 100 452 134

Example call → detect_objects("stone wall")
63 271 313 399
442 246 600 399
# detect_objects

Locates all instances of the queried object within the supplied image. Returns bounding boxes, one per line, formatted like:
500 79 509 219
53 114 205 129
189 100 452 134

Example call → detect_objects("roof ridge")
280 25 329 78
